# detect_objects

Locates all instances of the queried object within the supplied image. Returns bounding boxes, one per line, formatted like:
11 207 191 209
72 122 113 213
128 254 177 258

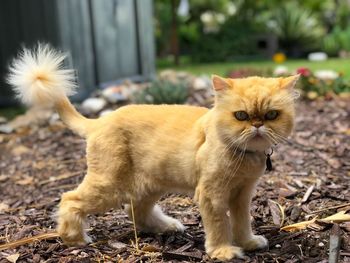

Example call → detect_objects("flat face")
212 75 298 151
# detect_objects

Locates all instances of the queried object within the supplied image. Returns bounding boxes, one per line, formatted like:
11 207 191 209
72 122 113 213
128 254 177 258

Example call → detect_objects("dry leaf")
142 244 160 252
0 202 9 212
320 210 350 223
33 161 46 170
11 145 30 156
6 253 20 263
108 240 127 250
16 177 33 185
268 200 284 226
280 217 317 232
282 210 350 232
0 174 8 182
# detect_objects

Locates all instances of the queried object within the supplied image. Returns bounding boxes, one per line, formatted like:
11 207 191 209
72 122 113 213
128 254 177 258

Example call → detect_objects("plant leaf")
320 210 350 223
6 253 20 263
280 217 317 232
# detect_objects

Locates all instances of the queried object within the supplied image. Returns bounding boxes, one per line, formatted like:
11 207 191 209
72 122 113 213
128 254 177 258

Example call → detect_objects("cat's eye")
234 111 249 121
265 110 279 120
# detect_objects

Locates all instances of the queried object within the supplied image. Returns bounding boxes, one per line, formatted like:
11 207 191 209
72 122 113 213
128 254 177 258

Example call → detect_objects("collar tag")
265 148 274 172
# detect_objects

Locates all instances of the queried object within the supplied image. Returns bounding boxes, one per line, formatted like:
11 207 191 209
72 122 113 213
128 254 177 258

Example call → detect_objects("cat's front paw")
241 235 268 251
59 231 92 247
208 245 244 261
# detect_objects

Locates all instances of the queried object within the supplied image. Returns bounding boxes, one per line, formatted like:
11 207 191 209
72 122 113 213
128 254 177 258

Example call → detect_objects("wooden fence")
0 0 155 106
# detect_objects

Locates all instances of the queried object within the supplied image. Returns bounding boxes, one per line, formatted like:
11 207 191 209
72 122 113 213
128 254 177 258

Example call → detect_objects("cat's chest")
221 152 266 177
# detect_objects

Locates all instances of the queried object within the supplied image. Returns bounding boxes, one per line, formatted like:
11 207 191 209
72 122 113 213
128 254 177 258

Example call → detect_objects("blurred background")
0 0 350 119
1 2 350 262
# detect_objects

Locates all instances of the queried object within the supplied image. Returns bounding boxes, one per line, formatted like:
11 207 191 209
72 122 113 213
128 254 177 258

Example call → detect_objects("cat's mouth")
251 130 265 139
252 133 264 140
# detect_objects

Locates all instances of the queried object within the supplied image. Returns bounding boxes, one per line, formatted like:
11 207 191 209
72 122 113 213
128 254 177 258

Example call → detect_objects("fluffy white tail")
7 44 77 105
7 44 92 137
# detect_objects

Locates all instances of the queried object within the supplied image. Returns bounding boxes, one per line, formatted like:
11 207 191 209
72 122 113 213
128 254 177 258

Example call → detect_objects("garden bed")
0 98 349 262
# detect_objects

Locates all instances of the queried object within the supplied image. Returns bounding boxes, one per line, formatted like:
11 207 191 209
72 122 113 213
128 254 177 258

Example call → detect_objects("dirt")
0 98 349 262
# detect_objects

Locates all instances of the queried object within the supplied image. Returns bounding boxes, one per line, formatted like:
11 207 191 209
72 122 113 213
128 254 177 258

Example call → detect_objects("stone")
81 98 107 113
193 76 211 90
273 66 289 76
314 70 338 80
0 116 7 124
102 85 128 103
0 124 13 134
99 109 114 117
308 52 328 61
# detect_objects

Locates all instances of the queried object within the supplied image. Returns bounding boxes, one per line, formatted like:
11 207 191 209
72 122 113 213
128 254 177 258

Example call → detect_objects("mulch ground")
0 98 349 263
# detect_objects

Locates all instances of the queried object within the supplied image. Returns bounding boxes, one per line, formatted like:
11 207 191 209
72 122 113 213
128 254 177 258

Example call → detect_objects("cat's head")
211 75 299 152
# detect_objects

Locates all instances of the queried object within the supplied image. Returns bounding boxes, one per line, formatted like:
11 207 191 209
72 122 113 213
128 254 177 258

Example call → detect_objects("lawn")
157 57 350 78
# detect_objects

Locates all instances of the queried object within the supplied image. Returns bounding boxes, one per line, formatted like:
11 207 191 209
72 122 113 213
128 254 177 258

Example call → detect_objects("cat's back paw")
241 235 268 251
153 216 185 233
208 245 244 261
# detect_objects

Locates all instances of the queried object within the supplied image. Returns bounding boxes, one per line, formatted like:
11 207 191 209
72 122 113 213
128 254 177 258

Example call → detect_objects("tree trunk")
170 0 179 65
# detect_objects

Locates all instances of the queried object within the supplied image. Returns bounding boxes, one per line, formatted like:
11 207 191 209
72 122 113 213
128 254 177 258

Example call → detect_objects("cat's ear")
280 74 300 90
212 75 231 91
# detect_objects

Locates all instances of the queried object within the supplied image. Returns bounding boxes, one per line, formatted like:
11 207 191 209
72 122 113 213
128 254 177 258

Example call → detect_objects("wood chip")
302 185 315 203
6 253 20 263
162 250 203 261
329 224 341 263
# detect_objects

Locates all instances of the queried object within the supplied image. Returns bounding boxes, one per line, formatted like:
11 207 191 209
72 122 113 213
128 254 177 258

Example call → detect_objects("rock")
0 116 7 124
159 70 193 84
192 76 211 90
49 113 60 124
314 70 338 80
102 85 128 103
0 124 13 134
306 91 319 100
308 52 328 61
99 109 114 117
81 98 107 113
273 66 289 76
3 106 54 132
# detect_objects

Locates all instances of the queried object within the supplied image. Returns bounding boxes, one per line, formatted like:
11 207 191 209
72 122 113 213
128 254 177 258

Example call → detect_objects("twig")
130 199 139 252
309 202 350 214
39 171 82 186
329 224 341 263
302 185 315 203
0 232 59 251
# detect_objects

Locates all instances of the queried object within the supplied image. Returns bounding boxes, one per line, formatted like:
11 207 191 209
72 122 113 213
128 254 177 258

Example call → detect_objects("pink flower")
297 67 311 77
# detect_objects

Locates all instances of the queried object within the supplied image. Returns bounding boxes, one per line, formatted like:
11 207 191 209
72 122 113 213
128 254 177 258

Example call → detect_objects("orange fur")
8 46 299 261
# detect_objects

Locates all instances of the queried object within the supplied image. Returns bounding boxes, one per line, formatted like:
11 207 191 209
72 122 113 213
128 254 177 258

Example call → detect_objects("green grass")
157 57 350 78
0 107 26 120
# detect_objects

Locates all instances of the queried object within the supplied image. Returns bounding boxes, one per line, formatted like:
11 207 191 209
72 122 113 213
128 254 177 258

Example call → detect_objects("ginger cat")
8 45 299 261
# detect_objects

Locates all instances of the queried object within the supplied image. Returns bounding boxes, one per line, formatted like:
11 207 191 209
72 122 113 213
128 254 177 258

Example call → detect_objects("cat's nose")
252 121 263 128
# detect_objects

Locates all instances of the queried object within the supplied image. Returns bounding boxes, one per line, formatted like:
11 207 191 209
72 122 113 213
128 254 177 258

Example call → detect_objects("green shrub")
191 17 264 62
134 81 189 105
268 2 324 56
323 26 350 56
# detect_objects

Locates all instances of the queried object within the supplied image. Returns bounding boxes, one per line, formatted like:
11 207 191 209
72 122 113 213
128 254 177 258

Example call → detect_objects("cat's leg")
125 195 185 233
196 186 243 261
229 180 268 251
57 172 121 246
